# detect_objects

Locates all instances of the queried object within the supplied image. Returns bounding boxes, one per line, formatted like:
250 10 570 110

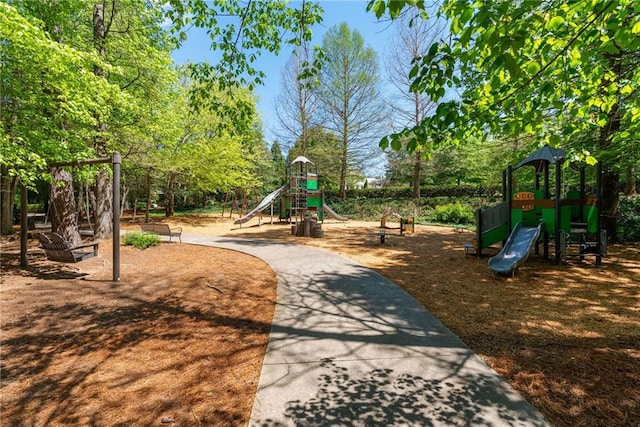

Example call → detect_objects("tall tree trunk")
50 167 81 246
222 192 229 217
166 174 176 217
599 102 621 242
2 98 19 235
121 185 128 216
94 168 113 238
92 2 113 239
412 91 422 199
339 139 348 199
0 166 17 235
625 165 637 195
412 151 422 199
599 50 623 242
145 172 151 223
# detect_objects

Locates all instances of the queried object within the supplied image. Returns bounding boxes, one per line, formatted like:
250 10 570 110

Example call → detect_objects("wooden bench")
38 233 99 263
454 224 468 233
139 223 182 242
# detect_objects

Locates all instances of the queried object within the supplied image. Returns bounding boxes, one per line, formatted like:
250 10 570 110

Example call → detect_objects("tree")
370 0 640 238
140 76 262 217
165 0 324 121
317 22 387 198
385 11 446 197
287 126 343 190
2 1 174 239
0 3 128 235
275 46 321 156
269 141 287 189
89 0 175 238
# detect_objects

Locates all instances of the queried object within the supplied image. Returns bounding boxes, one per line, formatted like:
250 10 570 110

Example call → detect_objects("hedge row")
325 185 502 200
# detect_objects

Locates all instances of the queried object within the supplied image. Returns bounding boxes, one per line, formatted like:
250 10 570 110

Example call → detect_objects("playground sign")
513 191 535 211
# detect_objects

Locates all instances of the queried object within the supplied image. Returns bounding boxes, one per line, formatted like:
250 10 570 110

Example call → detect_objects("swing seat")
38 233 99 263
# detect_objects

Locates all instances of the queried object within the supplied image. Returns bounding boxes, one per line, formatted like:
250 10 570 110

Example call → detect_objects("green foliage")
165 0 324 123
122 232 161 249
326 185 500 200
288 126 343 190
0 3 129 185
618 196 640 242
371 0 640 174
432 203 475 225
318 22 386 196
325 191 487 225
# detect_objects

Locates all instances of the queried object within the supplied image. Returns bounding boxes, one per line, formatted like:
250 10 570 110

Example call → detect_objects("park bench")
38 232 99 263
139 223 182 243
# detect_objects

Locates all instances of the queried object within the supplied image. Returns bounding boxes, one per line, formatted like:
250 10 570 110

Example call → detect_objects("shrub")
432 203 475 224
618 195 640 242
123 232 161 249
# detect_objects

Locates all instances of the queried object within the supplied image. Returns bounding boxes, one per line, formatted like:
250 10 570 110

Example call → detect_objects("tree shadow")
266 357 543 427
0 257 274 425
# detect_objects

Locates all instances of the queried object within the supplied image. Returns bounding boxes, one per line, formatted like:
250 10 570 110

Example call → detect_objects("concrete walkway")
183 234 549 426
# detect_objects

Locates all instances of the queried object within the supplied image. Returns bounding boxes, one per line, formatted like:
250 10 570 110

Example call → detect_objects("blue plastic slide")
488 222 542 275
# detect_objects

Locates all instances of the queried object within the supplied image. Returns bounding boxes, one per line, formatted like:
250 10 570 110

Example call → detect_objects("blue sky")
171 0 397 145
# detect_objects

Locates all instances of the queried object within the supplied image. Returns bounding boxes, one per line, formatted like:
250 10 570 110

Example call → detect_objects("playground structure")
380 211 415 236
475 145 606 275
233 156 347 236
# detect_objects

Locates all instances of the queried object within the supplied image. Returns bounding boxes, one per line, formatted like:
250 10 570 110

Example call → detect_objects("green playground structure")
475 145 606 273
235 155 346 236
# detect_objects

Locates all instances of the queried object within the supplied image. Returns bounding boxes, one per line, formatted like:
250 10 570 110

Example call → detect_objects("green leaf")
373 0 386 18
391 136 402 151
545 16 564 31
428 42 439 57
389 1 403 19
379 136 389 150
408 64 419 79
503 53 520 77
460 7 473 25
526 61 541 75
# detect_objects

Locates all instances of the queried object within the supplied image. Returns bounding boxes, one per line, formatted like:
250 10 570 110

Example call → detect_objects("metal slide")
323 203 348 221
233 185 287 225
488 222 542 275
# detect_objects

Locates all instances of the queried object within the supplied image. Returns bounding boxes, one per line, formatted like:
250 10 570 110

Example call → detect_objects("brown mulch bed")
0 235 275 426
2 214 639 426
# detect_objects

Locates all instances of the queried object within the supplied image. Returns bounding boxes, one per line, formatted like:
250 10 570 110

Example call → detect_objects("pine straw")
2 215 639 426
0 237 276 426
215 217 639 427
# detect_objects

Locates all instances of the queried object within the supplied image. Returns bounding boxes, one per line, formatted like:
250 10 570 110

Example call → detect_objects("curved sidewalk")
183 234 549 426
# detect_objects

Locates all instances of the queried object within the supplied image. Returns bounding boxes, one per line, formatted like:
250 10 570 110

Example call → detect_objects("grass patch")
123 231 161 249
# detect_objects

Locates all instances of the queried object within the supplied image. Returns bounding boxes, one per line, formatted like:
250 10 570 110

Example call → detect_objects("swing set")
18 152 122 281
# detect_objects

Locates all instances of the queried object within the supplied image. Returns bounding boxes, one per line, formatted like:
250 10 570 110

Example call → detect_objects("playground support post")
543 162 550 259
20 183 28 268
506 165 513 234
555 161 562 264
596 162 602 266
502 170 507 202
475 207 483 258
112 152 121 282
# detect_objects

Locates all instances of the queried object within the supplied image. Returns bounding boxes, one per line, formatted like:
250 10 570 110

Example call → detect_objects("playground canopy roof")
515 145 567 171
291 156 314 165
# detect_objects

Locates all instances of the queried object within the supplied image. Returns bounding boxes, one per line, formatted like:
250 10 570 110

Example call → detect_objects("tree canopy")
369 1 639 161
369 0 640 236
